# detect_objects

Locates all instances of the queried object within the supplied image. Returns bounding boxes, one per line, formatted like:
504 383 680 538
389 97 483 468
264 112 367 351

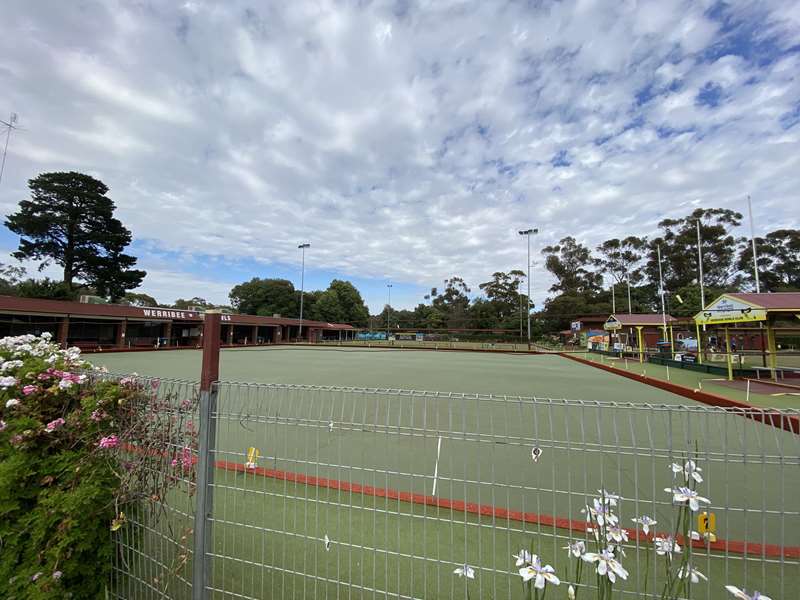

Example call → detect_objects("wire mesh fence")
184 382 798 600
105 375 201 600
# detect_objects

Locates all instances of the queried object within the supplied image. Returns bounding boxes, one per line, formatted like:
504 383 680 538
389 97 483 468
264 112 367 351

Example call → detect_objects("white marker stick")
431 436 443 497
746 379 751 404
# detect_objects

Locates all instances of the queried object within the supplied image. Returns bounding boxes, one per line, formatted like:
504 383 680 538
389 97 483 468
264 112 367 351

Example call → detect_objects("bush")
0 333 197 598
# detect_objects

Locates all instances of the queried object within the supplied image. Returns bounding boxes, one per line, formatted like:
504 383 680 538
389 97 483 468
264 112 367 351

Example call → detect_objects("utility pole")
626 275 632 314
747 195 760 293
298 243 310 339
0 113 19 185
518 228 538 349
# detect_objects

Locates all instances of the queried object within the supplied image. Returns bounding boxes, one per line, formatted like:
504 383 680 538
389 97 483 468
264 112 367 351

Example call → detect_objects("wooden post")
164 321 173 347
251 325 259 345
226 325 234 346
724 326 733 381
58 317 69 348
116 320 127 348
200 312 221 390
193 310 221 599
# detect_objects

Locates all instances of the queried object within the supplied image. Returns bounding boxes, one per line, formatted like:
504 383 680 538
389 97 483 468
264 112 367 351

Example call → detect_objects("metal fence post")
193 310 221 600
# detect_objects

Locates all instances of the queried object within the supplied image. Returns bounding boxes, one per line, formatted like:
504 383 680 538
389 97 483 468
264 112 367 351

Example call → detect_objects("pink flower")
90 409 106 422
32 572 42 581
52 571 62 580
37 372 52 381
22 384 38 395
44 418 66 433
171 447 193 470
98 435 119 449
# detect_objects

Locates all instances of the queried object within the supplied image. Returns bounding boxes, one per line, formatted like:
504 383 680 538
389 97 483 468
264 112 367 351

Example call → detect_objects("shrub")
0 333 197 598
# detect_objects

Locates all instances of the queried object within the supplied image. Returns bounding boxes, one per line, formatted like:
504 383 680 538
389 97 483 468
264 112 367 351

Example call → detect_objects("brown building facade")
0 296 354 350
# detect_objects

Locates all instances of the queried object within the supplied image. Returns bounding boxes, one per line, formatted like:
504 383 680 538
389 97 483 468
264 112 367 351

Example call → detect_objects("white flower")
518 555 560 589
596 489 620 506
324 534 331 551
41 332 52 340
607 525 629 543
632 515 657 535
582 548 628 583
5 398 20 408
725 586 772 600
677 565 707 584
671 460 703 483
0 376 18 388
58 379 74 390
513 549 532 567
582 498 618 527
568 584 575 599
453 564 475 579
654 536 681 557
563 540 586 558
665 486 710 512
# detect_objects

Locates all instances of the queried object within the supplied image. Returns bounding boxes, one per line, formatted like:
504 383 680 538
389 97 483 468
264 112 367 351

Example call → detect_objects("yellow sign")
245 447 260 469
694 296 767 325
698 511 717 542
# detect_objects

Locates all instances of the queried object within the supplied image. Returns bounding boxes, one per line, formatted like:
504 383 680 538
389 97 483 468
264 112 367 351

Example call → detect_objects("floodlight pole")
696 219 705 310
747 195 760 293
626 275 632 314
657 244 670 354
519 228 538 349
298 243 310 339
0 112 19 185
611 281 616 313
386 284 392 337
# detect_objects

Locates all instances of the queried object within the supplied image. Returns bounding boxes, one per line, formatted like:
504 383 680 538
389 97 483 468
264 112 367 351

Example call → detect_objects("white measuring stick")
431 436 443 497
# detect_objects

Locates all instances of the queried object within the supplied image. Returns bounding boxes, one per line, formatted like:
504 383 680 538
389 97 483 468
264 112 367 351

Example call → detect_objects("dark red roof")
727 292 800 310
609 313 681 326
0 296 353 330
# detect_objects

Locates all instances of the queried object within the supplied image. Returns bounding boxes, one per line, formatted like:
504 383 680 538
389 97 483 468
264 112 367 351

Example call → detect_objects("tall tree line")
371 208 799 335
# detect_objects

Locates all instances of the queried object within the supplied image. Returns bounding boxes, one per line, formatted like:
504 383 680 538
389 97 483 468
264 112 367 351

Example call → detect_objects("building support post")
724 327 733 381
636 326 644 364
766 321 778 381
58 317 69 349
193 311 221 600
227 325 234 346
116 320 127 348
251 325 259 345
695 321 703 365
164 322 173 347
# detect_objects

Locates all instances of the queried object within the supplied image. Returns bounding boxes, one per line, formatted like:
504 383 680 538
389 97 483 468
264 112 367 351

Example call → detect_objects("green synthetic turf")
92 348 798 599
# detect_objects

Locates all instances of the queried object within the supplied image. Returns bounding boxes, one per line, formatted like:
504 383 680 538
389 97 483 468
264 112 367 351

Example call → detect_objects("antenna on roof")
0 112 21 185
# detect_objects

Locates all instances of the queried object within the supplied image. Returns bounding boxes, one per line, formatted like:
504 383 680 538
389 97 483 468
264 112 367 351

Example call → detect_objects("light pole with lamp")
518 228 538 349
386 284 392 339
298 243 310 340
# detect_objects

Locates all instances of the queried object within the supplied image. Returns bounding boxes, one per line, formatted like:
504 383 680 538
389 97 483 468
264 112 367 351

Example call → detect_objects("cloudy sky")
0 0 798 312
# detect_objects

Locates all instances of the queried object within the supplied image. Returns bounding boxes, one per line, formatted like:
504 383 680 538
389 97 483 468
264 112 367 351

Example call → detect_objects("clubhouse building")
0 296 355 350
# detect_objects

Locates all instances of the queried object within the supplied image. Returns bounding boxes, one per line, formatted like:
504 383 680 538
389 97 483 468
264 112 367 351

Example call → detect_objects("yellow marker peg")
245 447 260 469
698 511 717 542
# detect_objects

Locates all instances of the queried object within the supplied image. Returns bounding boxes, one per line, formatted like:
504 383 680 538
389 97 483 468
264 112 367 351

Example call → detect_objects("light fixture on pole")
386 284 393 338
518 228 538 349
298 243 310 339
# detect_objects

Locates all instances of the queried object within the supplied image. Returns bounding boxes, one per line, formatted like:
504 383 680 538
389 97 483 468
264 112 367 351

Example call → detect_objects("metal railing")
111 378 800 600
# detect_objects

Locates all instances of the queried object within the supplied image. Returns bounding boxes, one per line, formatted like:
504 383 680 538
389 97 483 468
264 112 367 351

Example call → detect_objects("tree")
541 237 602 295
644 208 742 291
228 278 298 317
737 229 800 291
15 277 77 301
432 277 472 329
173 297 214 310
0 263 26 295
311 290 345 323
5 172 145 299
477 270 527 327
122 292 159 307
594 237 647 286
326 280 369 325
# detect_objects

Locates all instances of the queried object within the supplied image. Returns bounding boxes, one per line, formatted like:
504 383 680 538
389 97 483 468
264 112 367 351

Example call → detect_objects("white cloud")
0 0 797 310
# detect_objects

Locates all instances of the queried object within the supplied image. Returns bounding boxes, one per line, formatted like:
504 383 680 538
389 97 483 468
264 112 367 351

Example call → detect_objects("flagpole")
747 195 760 293
696 219 705 310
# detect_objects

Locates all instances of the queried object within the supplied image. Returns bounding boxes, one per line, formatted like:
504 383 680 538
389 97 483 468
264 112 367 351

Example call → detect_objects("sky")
0 0 798 313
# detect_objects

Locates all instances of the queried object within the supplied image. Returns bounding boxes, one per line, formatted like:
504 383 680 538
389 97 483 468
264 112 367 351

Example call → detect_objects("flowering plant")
0 333 197 598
